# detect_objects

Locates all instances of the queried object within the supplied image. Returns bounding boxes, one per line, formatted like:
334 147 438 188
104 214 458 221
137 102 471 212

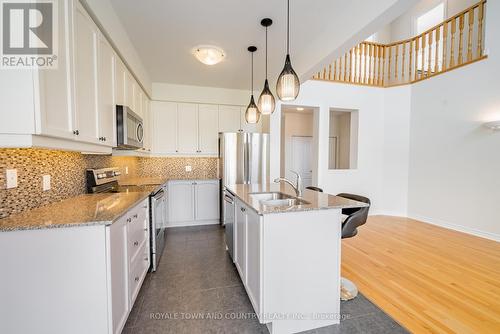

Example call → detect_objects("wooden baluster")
414 37 419 79
387 46 392 85
443 22 448 71
323 66 327 80
435 25 440 73
364 44 368 84
359 44 364 84
421 34 426 78
427 31 433 77
343 53 347 82
458 14 465 65
450 18 456 68
370 44 375 85
394 44 399 80
376 46 381 86
328 64 332 80
402 42 406 81
477 1 484 57
380 46 385 86
332 60 336 81
467 8 474 62
338 56 342 81
409 39 413 81
349 49 353 82
354 45 359 83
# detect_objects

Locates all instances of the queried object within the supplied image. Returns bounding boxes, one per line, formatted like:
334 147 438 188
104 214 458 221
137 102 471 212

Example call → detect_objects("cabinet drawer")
127 201 149 262
129 241 149 305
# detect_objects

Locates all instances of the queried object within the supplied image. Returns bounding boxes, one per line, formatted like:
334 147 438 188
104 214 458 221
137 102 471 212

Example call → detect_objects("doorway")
280 106 318 188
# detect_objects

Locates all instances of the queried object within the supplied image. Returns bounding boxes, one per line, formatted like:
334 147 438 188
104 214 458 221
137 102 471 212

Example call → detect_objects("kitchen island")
225 183 368 334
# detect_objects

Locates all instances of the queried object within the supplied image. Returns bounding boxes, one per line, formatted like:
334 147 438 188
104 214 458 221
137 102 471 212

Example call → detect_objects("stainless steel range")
86 167 167 272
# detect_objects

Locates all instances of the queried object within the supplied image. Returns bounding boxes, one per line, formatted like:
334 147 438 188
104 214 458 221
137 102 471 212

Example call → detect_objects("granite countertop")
0 192 150 232
225 183 369 215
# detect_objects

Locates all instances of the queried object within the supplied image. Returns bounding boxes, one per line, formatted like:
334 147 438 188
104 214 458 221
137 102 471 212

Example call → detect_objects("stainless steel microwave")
116 105 144 150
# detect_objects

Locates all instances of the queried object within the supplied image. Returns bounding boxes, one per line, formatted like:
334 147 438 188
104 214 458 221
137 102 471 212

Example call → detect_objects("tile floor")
123 225 408 334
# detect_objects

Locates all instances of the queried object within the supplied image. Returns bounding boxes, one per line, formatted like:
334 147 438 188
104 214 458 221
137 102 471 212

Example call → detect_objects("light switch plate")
6 169 17 189
42 175 51 191
185 165 192 172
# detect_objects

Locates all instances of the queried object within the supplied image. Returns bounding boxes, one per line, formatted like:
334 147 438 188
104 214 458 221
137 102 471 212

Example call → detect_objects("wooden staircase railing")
313 0 487 87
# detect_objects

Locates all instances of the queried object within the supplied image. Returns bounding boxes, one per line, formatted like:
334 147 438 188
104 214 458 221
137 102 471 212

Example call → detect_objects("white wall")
407 0 500 240
281 112 314 178
270 81 390 214
82 0 152 96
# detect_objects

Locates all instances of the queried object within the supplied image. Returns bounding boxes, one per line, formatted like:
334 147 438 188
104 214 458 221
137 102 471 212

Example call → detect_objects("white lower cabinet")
0 199 150 334
167 180 219 227
233 198 262 319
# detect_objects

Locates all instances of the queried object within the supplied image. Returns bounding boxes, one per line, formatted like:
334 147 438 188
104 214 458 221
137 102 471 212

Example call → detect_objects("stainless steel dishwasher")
150 187 167 272
223 191 235 260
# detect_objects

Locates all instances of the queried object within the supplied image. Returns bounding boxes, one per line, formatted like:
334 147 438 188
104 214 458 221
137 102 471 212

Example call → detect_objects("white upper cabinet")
177 103 199 154
142 95 152 152
36 0 74 140
152 101 178 154
124 72 134 111
219 105 241 133
114 58 126 107
97 35 115 146
240 107 262 133
198 104 219 154
133 85 142 117
73 2 99 144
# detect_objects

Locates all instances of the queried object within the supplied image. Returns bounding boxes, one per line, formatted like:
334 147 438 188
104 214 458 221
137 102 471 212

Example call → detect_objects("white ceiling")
108 0 417 90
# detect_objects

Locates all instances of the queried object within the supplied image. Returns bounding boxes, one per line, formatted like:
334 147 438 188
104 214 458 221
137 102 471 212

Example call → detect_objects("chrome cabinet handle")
73 130 79 135
144 257 148 261
144 228 148 232
135 276 139 282
134 241 139 246
241 207 246 212
133 214 138 218
127 218 132 223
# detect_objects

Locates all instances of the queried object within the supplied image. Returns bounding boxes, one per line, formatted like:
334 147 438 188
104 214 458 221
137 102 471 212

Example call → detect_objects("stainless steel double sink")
249 192 310 208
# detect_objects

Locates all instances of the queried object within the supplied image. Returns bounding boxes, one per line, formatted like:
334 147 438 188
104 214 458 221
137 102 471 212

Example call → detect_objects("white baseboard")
408 213 500 242
166 220 220 228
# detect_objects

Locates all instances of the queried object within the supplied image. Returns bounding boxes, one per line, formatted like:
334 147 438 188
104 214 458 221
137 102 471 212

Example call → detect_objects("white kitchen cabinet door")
219 105 241 133
168 181 195 223
73 2 99 144
135 89 143 118
97 35 115 146
106 217 129 334
142 97 151 152
240 107 261 133
114 58 126 107
124 72 134 110
198 104 219 154
194 180 220 221
246 209 261 314
37 0 74 140
177 103 199 154
235 202 247 283
152 101 178 154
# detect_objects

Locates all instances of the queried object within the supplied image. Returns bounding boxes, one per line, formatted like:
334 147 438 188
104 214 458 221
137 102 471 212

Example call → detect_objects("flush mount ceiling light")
245 46 261 124
258 18 276 115
484 120 500 130
296 107 304 111
192 45 225 65
276 0 300 102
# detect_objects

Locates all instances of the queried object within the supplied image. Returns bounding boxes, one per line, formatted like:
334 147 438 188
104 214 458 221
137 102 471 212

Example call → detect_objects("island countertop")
0 192 150 232
225 183 369 215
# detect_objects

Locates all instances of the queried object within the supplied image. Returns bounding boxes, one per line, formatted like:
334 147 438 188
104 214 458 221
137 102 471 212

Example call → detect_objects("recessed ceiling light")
192 45 225 65
484 120 500 130
296 107 304 111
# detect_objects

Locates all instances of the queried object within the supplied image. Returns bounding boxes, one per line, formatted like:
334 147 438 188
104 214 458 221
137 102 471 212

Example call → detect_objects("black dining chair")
305 186 323 192
336 193 370 300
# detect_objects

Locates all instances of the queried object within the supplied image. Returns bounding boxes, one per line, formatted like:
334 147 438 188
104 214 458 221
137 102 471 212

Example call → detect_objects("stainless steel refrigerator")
219 132 270 224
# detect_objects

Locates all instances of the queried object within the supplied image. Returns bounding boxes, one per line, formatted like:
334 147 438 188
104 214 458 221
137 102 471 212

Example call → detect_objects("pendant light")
245 46 260 124
276 0 300 101
257 18 276 115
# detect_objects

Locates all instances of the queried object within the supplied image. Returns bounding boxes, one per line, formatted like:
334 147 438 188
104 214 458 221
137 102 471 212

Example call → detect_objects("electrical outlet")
42 175 51 191
125 166 129 174
185 165 192 172
6 169 17 189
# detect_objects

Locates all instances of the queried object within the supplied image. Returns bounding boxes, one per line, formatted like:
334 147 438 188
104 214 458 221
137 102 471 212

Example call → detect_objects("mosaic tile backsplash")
0 148 218 219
